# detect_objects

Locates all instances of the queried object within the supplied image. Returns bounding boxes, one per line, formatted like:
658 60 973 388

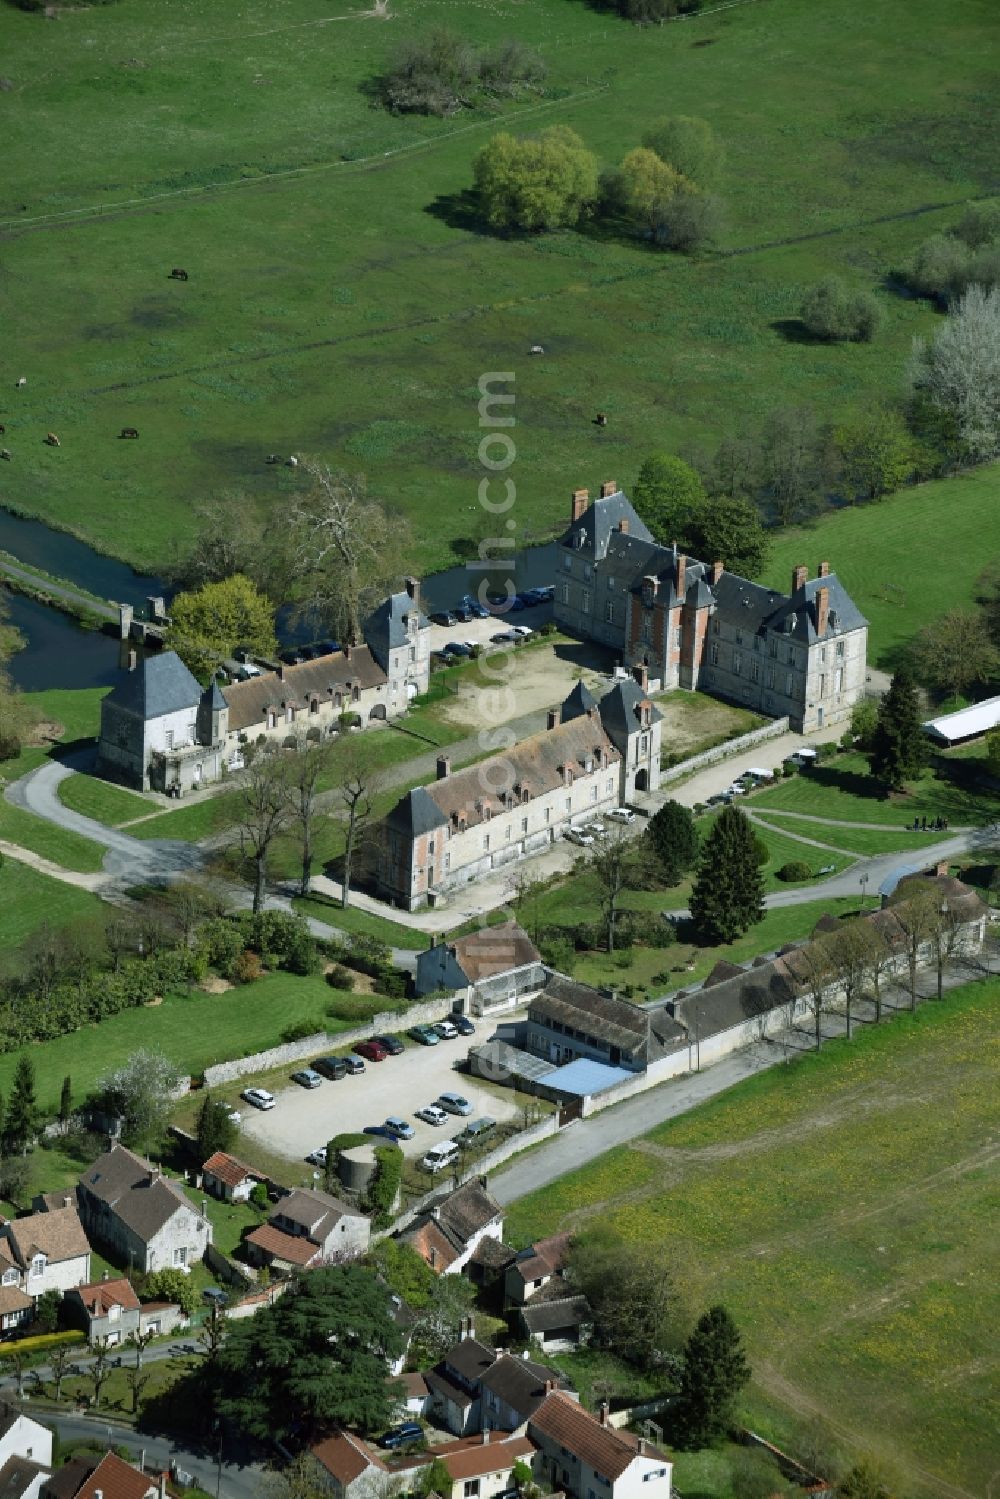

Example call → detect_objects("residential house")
0 1402 53 1499
376 683 661 910
244 1187 369 1273
76 1144 212 1275
526 976 684 1073
425 1326 569 1437
311 1432 388 1499
201 1152 261 1204
555 481 867 733
399 1180 503 1276
0 1286 32 1336
96 580 430 793
64 1278 183 1346
312 1430 536 1499
41 1451 159 1499
0 1206 91 1308
414 923 545 1015
529 1392 672 1499
504 1235 592 1354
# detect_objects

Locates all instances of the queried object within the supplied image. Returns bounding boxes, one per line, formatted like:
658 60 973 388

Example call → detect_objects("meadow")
506 977 1000 1499
1 0 996 574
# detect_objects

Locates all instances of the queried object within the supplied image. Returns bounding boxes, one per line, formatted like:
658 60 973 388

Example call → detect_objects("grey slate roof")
103 652 202 721
364 588 428 671
201 679 227 711
764 573 868 642
597 679 662 754
559 490 653 557
385 786 448 837
478 1351 562 1416
79 1144 194 1244
559 680 597 723
519 1295 592 1335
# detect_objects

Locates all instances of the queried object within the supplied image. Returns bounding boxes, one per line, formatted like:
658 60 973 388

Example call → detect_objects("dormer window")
31 1255 45 1276
574 531 585 550
829 609 839 631
2 1269 18 1286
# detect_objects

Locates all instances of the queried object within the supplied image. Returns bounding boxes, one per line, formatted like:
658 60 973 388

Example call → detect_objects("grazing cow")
45 432 60 446
15 378 26 388
0 425 4 435
529 344 545 355
265 453 280 464
594 412 608 427
119 427 139 439
287 455 299 467
169 268 189 281
0 449 10 461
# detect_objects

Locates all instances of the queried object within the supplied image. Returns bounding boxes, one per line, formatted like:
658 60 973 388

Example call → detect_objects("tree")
689 805 764 944
196 1093 237 1161
795 934 834 1049
126 1363 151 1416
0 669 36 764
908 283 1000 463
143 1267 201 1316
642 115 724 188
287 734 333 897
99 1048 180 1152
646 800 699 885
800 278 882 342
849 697 878 752
911 608 999 702
656 185 725 252
416 1461 454 1498
35 1288 61 1333
632 453 705 547
166 574 276 682
888 883 940 1011
366 1240 436 1309
838 1460 898 1499
691 496 769 579
379 27 478 115
834 407 914 502
336 741 383 910
473 126 599 233
59 1075 73 1123
589 826 644 953
3 1054 36 1154
48 1342 73 1403
759 406 825 526
868 668 928 791
89 1337 114 1410
570 1239 681 1372
409 1273 477 1364
235 745 293 914
613 148 685 243
985 725 1000 775
167 491 268 594
824 920 877 1040
861 921 894 1024
215 1265 404 1443
675 1305 750 1448
907 233 972 304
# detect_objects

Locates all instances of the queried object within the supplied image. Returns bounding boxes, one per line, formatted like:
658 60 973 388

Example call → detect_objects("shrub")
839 730 856 750
365 1145 403 1229
141 1268 200 1317
325 964 355 991
816 741 840 759
250 1182 269 1211
231 949 263 985
777 860 813 882
280 1018 322 1043
782 761 799 777
0 1330 84 1358
752 835 770 867
800 277 882 342
326 992 381 1023
375 969 408 1000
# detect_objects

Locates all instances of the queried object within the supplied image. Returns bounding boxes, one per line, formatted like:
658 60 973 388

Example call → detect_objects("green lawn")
0 800 107 872
57 772 152 827
753 750 998 829
506 978 1000 1499
0 687 109 871
293 894 424 949
754 809 942 857
0 861 105 946
0 0 994 577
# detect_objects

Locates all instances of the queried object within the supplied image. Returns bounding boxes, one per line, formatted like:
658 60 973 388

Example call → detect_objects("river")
0 508 557 692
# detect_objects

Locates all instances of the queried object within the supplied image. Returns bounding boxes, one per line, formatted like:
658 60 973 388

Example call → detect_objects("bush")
280 1018 322 1043
250 1182 269 1211
141 1268 200 1317
777 860 813 882
782 761 799 777
375 969 408 1000
800 277 883 342
365 1145 403 1229
0 1330 84 1358
816 741 841 759
752 835 770 867
839 730 856 750
231 949 263 985
326 992 381 1023
325 964 355 991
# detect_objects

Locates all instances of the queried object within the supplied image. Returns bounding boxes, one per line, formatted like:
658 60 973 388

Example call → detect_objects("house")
376 682 661 910
423 1324 569 1438
529 1392 671 1499
504 1237 591 1353
555 482 867 734
41 1452 158 1499
414 923 545 1014
0 1288 32 1336
526 975 684 1073
0 1402 53 1499
426 1432 537 1499
311 1432 389 1499
399 1180 503 1276
201 1152 261 1204
76 1144 212 1275
64 1277 183 1346
244 1187 369 1272
0 1206 91 1305
96 580 430 793
312 1429 536 1499
504 1235 570 1307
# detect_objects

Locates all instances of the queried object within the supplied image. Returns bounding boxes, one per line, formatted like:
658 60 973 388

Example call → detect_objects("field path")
0 836 106 890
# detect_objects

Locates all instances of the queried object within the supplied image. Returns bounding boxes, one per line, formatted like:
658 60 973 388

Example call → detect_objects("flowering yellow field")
507 980 1000 1497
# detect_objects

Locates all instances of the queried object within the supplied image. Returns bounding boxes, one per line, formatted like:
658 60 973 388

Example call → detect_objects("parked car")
232 663 261 680
452 603 473 623
355 1040 389 1062
378 1423 423 1451
279 649 304 665
415 1104 449 1127
536 584 555 601
298 645 318 661
305 1147 327 1166
383 1116 414 1141
422 1139 460 1174
452 1015 476 1037
433 1019 458 1040
460 595 489 619
442 641 472 658
564 828 595 847
429 611 457 627
579 819 605 838
519 587 546 606
291 1068 322 1089
606 806 636 824
408 1025 440 1046
462 1116 496 1142
345 1056 365 1075
438 1091 473 1116
490 631 516 645
510 625 533 639
242 1088 275 1111
314 1056 348 1081
373 1034 405 1056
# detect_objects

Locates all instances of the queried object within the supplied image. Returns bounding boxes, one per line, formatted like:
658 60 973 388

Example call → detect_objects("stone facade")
77 1145 212 1275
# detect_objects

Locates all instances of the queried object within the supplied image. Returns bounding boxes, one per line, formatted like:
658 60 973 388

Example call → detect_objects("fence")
660 716 790 785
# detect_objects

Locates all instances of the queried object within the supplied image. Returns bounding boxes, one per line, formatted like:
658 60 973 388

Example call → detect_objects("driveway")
237 1030 521 1164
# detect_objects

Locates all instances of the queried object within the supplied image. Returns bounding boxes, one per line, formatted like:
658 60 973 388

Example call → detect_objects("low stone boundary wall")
202 995 457 1087
204 1242 255 1290
660 715 790 785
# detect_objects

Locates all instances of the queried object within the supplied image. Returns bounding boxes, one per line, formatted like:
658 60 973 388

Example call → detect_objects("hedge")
0 1330 85 1358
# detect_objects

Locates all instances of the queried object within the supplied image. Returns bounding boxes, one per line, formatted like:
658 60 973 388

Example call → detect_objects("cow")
169 268 189 281
287 455 299 467
529 344 545 355
265 453 280 465
15 378 26 388
119 427 139 439
0 449 10 461
594 412 608 427
0 425 4 435
45 432 60 446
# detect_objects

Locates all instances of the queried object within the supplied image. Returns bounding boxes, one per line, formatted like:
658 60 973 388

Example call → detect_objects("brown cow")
120 427 139 439
0 450 11 461
45 432 60 446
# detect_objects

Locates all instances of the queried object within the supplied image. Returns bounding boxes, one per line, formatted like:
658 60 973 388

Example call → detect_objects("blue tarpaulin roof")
544 1058 634 1097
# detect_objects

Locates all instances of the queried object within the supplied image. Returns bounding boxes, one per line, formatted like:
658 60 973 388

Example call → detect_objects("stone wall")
660 715 790 785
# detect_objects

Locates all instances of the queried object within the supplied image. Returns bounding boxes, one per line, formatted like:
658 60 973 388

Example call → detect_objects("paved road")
36 1409 261 1499
0 559 118 624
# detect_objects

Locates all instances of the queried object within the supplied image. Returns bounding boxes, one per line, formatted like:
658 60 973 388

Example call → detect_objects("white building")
529 1391 671 1499
0 1206 91 1317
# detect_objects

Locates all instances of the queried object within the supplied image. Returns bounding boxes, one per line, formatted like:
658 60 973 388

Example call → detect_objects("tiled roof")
441 1337 496 1384
439 1434 536 1481
0 1456 48 1499
50 1453 155 1499
401 1372 430 1399
0 1287 31 1316
6 1206 90 1268
72 1278 140 1318
272 1187 358 1245
531 1392 665 1479
449 922 541 984
403 1181 502 1272
42 1457 98 1499
403 1219 460 1273
559 490 653 556
513 1233 570 1281
478 1352 560 1416
245 1224 318 1266
223 647 387 733
312 1432 384 1486
79 1145 194 1245
202 1152 260 1190
531 975 653 1050
520 1295 593 1334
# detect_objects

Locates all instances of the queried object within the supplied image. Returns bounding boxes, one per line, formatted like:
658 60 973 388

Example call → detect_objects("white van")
422 1139 460 1174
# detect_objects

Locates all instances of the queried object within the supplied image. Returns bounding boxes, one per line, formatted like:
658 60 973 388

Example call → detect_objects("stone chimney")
571 488 590 523
711 560 724 585
818 560 830 579
405 576 419 602
792 564 808 594
935 860 949 878
675 553 686 598
127 648 138 672
632 664 648 692
599 1401 610 1427
436 755 451 780
460 1315 474 1341
600 480 617 498
617 518 629 535
482 1430 491 1446
816 585 830 637
544 1379 556 1394
547 708 560 731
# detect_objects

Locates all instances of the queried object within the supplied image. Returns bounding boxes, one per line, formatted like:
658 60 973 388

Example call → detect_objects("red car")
354 1040 389 1063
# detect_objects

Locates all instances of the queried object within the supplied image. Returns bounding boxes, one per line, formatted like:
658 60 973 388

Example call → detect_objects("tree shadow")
770 318 827 345
798 763 889 802
424 190 501 238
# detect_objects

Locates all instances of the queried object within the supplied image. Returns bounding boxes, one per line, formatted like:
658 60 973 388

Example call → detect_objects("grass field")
506 977 1000 1498
754 749 997 829
1 0 996 576
57 771 152 827
0 861 104 947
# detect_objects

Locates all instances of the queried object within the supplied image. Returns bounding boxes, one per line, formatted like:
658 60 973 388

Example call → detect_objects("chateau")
555 483 868 733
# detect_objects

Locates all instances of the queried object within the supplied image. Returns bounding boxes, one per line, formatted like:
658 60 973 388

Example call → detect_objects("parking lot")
237 1030 521 1166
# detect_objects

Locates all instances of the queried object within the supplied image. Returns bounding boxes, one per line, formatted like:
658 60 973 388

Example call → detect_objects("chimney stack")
599 1401 610 1428
638 1438 646 1455
935 860 949 878
617 518 629 535
632 664 649 692
405 576 419 602
711 560 724 585
436 755 451 780
600 480 617 498
675 553 686 598
571 488 590 523
127 649 138 672
482 1430 491 1446
792 564 808 594
546 708 560 731
818 560 830 579
816 585 830 637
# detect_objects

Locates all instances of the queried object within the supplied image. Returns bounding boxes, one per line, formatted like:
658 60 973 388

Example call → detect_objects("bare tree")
236 745 293 913
88 1336 113 1409
48 1342 73 1403
335 740 383 910
158 877 229 948
287 734 334 897
795 936 834 1049
126 1363 151 1415
862 920 895 1024
588 826 644 953
127 1327 156 1369
890 887 940 1011
167 490 267 593
825 920 877 1039
289 465 409 645
924 896 968 1000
